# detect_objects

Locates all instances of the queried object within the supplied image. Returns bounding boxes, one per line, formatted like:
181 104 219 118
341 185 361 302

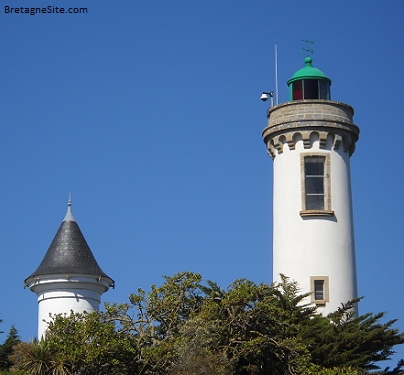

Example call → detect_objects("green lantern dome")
287 56 332 101
288 56 331 84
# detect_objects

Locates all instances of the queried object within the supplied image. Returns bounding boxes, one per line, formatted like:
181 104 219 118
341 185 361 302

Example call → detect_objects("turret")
25 199 114 338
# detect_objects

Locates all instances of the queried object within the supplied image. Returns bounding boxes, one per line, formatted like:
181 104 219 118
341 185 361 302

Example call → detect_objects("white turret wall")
28 276 110 338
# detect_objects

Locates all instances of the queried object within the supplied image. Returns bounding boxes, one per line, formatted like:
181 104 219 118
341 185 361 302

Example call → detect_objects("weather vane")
301 39 315 55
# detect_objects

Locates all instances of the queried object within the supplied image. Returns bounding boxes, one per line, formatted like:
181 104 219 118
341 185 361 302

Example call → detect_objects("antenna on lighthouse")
275 44 279 105
260 45 278 106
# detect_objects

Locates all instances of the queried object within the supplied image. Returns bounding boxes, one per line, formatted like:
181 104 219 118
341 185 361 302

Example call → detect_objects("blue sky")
1 0 403 366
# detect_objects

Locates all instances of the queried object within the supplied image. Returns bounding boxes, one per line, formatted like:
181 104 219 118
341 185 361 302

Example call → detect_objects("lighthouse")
262 55 360 315
24 199 114 338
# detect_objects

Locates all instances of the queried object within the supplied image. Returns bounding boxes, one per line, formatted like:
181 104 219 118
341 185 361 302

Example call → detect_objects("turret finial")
64 193 76 222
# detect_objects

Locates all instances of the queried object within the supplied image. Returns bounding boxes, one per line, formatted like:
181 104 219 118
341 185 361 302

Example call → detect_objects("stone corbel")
301 131 311 149
272 135 284 154
267 142 277 159
285 133 295 150
333 134 343 150
343 134 353 154
319 131 328 149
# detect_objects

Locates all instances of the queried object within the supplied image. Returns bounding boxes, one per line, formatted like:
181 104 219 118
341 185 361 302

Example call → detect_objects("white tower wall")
263 100 359 315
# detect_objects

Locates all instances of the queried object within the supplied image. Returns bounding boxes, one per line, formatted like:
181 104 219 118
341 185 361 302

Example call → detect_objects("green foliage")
11 339 62 375
106 272 404 375
298 299 404 373
171 318 231 375
301 363 366 374
48 311 139 375
10 272 404 375
0 325 21 371
197 276 311 375
125 271 206 373
11 311 139 375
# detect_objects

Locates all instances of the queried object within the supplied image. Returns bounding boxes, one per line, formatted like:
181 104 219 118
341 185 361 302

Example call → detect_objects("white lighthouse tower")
262 55 360 315
24 199 114 338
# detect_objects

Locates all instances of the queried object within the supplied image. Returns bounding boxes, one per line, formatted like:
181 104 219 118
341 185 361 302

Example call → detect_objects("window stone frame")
300 153 333 217
310 276 330 306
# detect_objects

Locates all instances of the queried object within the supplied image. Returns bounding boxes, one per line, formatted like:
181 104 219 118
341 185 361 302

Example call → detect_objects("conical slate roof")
25 201 112 282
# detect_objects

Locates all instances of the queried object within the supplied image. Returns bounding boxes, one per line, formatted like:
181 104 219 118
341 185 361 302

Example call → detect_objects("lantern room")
287 56 331 101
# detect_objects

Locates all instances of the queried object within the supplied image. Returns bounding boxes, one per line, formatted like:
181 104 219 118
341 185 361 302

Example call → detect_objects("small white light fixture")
261 91 275 107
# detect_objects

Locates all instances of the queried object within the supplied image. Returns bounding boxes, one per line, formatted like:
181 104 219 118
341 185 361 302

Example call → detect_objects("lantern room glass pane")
292 80 303 100
319 81 330 99
303 79 319 99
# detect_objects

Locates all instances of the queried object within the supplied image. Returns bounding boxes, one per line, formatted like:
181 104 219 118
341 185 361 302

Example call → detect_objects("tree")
114 271 206 374
48 311 139 375
0 325 21 371
195 277 311 375
10 339 63 375
11 311 140 375
298 299 404 374
168 316 232 375
115 273 404 375
11 272 404 375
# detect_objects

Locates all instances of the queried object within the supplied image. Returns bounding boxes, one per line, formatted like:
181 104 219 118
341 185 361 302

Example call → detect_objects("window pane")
305 176 324 194
306 195 325 210
314 280 324 300
303 79 319 99
305 161 324 176
304 156 326 211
